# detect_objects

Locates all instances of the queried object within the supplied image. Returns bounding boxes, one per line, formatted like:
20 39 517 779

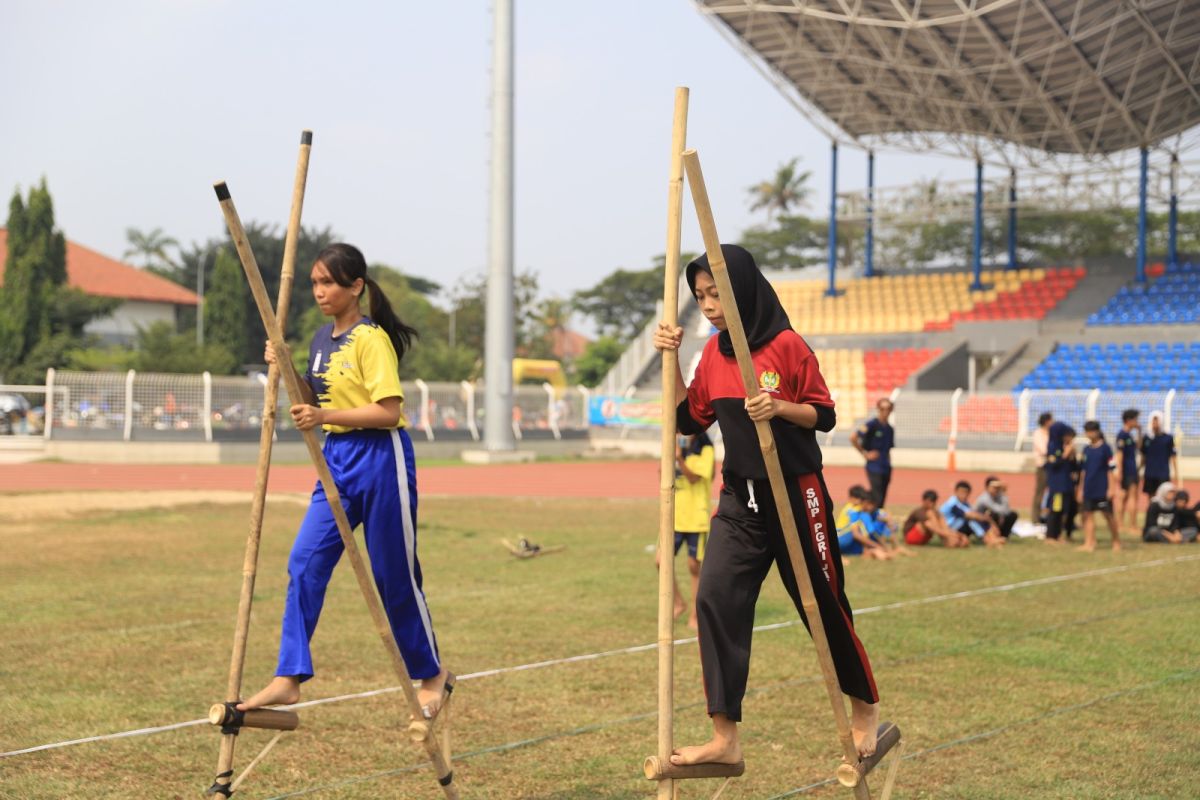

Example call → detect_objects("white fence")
3 370 1194 452
3 370 589 443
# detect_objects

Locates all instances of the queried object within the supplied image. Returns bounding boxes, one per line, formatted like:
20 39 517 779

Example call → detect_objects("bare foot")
1044 538 1064 546
1111 540 1123 552
669 737 742 766
849 698 880 757
1076 543 1095 553
687 615 699 631
237 676 300 711
417 669 452 719
674 601 686 619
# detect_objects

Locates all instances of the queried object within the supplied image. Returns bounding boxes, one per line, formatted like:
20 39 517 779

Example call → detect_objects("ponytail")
365 276 418 360
314 243 419 361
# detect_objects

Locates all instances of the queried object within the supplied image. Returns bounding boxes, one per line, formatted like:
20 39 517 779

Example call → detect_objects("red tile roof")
0 228 198 306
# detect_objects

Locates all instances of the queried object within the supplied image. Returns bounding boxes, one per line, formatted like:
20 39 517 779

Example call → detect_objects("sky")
0 1 983 303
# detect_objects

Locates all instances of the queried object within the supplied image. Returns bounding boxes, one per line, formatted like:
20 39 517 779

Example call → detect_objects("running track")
0 461 1037 507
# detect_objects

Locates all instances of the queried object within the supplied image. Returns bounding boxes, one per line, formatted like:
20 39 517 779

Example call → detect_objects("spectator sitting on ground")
856 494 915 557
941 480 1006 548
974 476 1018 538
902 490 969 548
835 485 869 533
837 494 894 561
1143 483 1195 543
1174 489 1199 542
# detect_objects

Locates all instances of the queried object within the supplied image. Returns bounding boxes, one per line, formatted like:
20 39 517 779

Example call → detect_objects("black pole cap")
301 130 313 145
213 182 231 201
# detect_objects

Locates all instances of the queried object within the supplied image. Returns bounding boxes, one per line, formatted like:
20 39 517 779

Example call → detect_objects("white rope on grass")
763 667 1200 799
2 553 1196 759
263 608 1199 800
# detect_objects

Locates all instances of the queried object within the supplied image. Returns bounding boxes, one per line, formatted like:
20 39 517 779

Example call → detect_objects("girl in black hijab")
654 244 880 769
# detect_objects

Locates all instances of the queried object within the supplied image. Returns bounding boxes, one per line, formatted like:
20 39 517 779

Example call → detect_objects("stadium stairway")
1040 264 1132 328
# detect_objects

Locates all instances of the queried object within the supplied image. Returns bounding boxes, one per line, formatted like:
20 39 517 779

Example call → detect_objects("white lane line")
3 552 1196 759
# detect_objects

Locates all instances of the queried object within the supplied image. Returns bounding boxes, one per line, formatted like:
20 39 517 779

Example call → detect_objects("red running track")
0 461 1037 508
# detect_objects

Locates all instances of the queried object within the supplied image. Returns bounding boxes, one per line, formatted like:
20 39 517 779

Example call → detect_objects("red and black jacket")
677 329 836 480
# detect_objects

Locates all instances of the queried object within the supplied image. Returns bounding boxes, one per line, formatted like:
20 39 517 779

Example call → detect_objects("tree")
0 181 116 383
448 270 542 357
203 249 248 369
574 336 625 388
571 265 662 341
124 227 179 273
521 297 572 361
748 158 812 222
738 214 827 270
130 321 237 374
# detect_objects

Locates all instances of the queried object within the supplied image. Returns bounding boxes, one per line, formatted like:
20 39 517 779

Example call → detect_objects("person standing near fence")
1043 421 1078 543
851 398 895 506
239 243 452 720
1141 411 1180 498
1114 409 1141 535
1031 412 1054 522
1078 421 1121 552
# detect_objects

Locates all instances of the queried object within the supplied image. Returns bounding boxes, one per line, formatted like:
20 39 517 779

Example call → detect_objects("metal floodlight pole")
1007 167 1018 271
826 141 839 297
197 248 208 346
1137 146 1148 284
1168 153 1179 268
971 158 985 290
485 0 516 451
865 150 875 278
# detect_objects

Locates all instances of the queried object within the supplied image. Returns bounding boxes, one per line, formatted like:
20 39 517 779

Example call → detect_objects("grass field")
2 491 1198 799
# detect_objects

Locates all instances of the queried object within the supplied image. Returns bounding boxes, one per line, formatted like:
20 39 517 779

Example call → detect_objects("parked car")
0 393 32 435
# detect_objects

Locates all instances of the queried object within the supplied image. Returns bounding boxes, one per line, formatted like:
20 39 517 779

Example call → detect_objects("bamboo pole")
680 150 871 800
655 86 689 800
209 130 311 799
214 181 459 799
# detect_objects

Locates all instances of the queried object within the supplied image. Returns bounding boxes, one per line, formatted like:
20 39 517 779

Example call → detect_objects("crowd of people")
827 401 1196 560
1032 407 1194 549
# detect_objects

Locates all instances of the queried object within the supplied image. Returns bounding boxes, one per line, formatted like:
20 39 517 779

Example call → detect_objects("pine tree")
0 180 68 378
204 248 249 368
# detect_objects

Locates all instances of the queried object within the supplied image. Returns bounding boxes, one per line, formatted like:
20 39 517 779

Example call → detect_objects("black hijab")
685 244 792 357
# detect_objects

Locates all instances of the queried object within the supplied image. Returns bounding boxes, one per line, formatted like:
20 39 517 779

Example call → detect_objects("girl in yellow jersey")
656 431 715 630
239 243 452 719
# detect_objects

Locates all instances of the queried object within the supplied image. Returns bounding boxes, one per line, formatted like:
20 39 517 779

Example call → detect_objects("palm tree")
124 227 179 271
748 158 812 222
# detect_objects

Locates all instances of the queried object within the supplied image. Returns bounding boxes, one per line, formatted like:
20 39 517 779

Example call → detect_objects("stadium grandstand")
595 0 1200 463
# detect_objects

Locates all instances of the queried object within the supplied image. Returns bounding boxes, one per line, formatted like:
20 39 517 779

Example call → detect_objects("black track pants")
867 469 891 507
696 472 878 722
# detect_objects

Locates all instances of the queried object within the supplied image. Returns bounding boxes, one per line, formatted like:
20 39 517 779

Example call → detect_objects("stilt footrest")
835 722 901 788
644 755 746 780
209 702 300 733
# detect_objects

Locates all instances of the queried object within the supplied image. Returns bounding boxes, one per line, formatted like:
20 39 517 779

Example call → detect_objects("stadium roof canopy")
695 0 1200 167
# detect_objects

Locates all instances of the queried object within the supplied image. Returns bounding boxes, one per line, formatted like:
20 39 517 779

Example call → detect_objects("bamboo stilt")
835 723 902 787
655 86 690 800
214 181 458 799
209 129 311 799
681 149 873 800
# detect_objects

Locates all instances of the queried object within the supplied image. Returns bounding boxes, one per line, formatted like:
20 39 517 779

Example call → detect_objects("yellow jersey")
305 318 408 434
675 445 715 534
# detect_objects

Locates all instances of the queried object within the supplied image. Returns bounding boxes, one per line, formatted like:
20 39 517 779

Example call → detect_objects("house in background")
0 228 198 345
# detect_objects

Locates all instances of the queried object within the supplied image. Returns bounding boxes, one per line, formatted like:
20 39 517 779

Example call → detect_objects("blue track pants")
276 428 440 681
